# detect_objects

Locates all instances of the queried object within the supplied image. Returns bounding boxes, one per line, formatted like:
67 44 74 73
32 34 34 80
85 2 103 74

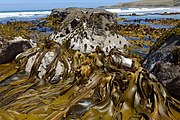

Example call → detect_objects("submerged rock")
50 8 130 54
143 27 180 99
0 36 31 64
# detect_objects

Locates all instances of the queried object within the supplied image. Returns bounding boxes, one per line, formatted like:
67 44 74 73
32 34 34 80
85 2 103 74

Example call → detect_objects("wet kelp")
0 21 53 41
0 41 179 120
0 21 34 40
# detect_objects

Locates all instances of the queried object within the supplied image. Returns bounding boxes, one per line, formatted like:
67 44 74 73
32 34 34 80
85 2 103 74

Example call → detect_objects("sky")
0 0 136 4
0 0 136 11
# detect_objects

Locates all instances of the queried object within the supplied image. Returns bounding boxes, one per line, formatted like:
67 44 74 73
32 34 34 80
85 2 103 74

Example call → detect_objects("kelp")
0 20 54 41
148 19 180 26
117 23 168 59
0 22 34 40
39 15 62 30
0 41 179 120
150 27 180 52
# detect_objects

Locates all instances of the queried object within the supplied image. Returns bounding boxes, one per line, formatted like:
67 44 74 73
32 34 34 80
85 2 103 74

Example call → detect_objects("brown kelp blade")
0 42 179 120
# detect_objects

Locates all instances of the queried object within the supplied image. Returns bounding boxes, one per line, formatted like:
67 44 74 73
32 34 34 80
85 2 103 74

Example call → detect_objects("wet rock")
143 28 180 99
0 36 31 64
50 8 130 54
25 49 65 80
17 41 133 82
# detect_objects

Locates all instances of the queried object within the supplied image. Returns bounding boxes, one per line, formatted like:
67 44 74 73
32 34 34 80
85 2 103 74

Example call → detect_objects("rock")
16 41 134 84
50 8 130 54
143 28 180 99
10 8 131 80
0 36 32 64
109 48 133 68
25 49 64 83
120 55 133 68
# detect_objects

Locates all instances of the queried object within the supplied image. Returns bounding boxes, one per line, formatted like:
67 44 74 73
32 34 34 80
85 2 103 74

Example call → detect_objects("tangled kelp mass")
0 21 53 41
0 41 179 120
0 21 34 40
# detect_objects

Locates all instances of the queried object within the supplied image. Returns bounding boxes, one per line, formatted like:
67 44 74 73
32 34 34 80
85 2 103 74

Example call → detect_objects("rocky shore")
0 8 179 119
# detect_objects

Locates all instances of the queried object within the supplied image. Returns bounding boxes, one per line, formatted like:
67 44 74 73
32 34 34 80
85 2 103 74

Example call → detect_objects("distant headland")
99 0 180 8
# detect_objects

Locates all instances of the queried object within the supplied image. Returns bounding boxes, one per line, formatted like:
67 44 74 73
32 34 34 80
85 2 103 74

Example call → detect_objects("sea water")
106 7 180 21
106 7 180 57
106 7 180 29
0 10 51 23
0 7 179 24
106 7 180 16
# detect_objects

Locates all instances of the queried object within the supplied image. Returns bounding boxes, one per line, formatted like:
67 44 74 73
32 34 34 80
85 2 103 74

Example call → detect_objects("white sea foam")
0 11 51 19
106 7 180 15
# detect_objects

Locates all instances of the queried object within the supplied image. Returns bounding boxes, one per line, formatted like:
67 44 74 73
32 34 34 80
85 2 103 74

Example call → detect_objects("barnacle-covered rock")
50 8 130 54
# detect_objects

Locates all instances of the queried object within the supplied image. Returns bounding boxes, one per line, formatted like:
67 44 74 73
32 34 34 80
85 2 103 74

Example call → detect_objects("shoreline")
100 0 180 9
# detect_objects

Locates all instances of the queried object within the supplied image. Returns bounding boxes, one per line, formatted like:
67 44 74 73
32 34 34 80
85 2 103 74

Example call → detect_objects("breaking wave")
0 10 51 18
106 7 180 15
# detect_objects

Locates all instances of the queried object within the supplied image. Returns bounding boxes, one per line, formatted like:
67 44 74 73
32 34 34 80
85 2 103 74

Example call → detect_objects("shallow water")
106 7 180 17
29 26 53 34
0 16 48 24
119 14 180 20
124 36 140 40
119 21 174 29
0 10 50 24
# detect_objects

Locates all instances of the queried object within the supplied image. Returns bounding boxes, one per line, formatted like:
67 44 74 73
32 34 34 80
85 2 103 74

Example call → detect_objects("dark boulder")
143 27 180 99
0 37 31 64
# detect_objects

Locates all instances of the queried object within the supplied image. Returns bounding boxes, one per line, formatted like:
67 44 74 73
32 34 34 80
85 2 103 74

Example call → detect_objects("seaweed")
150 28 180 53
0 42 179 120
0 22 32 40
172 47 180 65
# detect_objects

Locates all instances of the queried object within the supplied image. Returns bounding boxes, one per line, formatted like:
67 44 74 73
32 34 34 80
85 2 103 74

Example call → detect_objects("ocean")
0 10 51 23
0 7 179 24
106 7 180 15
106 7 180 20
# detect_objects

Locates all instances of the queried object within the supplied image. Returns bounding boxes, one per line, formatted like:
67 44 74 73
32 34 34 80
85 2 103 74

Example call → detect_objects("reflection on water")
124 36 140 40
118 14 180 58
119 21 174 29
119 14 180 20
29 26 53 34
